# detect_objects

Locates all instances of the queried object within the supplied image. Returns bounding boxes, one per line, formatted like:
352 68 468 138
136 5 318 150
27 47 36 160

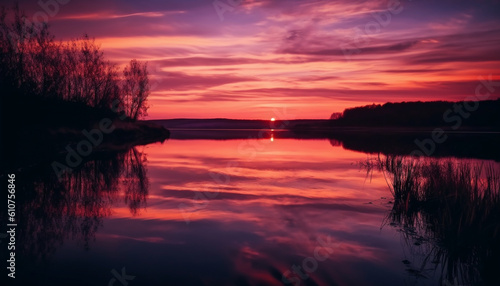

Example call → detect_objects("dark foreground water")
2 131 499 286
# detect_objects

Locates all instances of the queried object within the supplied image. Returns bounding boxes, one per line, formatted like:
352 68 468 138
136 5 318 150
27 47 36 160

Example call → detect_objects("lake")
6 131 500 286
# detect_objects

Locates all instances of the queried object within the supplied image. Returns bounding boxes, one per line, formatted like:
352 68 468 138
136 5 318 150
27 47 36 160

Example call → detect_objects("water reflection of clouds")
93 139 405 285
14 135 500 285
96 213 402 285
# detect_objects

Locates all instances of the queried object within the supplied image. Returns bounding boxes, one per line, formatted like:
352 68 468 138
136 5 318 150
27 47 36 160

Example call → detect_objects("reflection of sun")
270 118 275 121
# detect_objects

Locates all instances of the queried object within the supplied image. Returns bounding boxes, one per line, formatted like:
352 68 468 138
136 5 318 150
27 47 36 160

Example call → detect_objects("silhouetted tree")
330 112 342 120
331 100 500 128
123 59 149 119
0 5 150 120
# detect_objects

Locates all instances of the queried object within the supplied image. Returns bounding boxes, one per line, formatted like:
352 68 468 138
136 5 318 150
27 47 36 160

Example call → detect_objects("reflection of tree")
6 147 149 260
328 138 341 147
122 147 149 215
366 156 500 285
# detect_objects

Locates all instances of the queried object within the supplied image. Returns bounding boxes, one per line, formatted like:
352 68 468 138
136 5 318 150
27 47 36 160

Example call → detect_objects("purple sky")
9 0 500 119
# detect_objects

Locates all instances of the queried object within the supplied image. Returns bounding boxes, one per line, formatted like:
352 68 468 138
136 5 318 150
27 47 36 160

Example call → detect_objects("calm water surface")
9 134 500 286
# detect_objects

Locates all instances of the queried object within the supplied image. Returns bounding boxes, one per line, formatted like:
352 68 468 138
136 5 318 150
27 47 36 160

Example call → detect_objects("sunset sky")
12 0 500 119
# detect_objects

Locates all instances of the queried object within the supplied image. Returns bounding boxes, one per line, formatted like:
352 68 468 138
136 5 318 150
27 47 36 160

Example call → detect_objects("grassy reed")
366 155 500 285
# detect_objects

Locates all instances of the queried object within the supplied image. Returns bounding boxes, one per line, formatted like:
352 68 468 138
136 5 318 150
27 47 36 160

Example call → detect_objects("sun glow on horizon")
30 0 500 120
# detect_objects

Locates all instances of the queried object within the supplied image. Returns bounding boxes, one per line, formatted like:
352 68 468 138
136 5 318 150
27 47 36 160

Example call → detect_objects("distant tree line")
0 5 149 120
331 100 500 128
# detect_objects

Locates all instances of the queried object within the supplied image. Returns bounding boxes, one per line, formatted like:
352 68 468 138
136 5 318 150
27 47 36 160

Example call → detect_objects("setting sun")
270 118 275 121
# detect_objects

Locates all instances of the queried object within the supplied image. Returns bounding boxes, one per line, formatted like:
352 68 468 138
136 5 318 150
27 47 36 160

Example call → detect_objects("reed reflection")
366 156 500 286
